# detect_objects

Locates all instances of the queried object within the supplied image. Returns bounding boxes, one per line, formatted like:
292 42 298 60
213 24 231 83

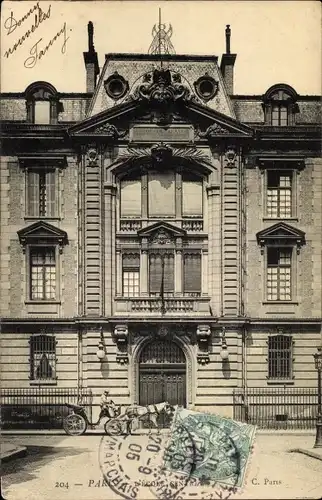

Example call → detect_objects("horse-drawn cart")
63 400 172 436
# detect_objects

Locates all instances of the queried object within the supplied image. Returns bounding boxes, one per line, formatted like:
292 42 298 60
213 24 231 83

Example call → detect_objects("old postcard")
1 1 321 499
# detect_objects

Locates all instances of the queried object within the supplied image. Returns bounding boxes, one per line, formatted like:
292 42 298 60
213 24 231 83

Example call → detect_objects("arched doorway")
139 339 186 427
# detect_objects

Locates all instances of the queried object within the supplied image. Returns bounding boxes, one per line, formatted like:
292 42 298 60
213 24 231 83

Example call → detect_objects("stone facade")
0 26 321 422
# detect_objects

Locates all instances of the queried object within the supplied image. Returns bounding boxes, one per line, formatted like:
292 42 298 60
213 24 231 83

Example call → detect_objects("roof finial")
148 8 175 61
88 21 94 53
225 24 231 54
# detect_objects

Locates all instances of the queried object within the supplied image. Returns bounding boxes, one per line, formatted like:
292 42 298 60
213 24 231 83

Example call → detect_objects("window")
148 171 175 217
122 253 140 297
267 247 292 301
34 101 51 124
149 252 174 296
120 177 141 217
30 335 56 382
271 104 288 126
30 247 56 300
182 172 203 216
268 335 293 380
183 252 201 296
267 171 292 218
25 82 60 124
27 169 56 217
263 85 298 126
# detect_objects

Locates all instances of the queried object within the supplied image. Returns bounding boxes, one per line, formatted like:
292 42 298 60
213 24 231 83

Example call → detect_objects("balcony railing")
119 218 204 232
114 296 211 315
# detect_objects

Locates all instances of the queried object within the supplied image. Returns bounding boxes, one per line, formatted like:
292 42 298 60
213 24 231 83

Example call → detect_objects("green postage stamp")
163 407 256 490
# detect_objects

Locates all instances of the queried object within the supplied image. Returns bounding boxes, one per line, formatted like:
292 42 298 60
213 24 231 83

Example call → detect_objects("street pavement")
1 433 322 500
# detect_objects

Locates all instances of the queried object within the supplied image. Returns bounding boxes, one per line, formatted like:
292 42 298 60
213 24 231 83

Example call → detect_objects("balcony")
114 296 211 315
119 218 204 233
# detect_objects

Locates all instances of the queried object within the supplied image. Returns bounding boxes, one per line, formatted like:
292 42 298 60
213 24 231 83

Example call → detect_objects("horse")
125 401 173 433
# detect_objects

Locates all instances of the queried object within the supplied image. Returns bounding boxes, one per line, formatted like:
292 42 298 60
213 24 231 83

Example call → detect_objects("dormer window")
25 82 60 124
263 84 298 126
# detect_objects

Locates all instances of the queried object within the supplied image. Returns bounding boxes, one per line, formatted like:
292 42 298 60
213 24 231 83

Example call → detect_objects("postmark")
98 407 256 499
98 429 194 500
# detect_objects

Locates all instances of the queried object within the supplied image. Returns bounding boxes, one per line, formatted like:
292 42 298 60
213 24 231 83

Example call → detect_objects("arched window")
25 82 60 124
263 84 298 126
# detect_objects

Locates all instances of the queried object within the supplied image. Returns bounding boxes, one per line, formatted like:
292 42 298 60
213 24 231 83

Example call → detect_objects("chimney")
220 24 237 95
83 21 99 93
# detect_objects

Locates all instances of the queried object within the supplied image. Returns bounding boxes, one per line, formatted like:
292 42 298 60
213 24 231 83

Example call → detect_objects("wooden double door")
139 367 186 427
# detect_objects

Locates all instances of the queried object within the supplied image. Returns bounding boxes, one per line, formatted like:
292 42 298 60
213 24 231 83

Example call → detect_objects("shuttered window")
182 173 203 216
149 253 174 295
183 253 201 295
120 178 141 216
27 169 56 216
122 253 140 297
148 171 175 217
30 335 56 381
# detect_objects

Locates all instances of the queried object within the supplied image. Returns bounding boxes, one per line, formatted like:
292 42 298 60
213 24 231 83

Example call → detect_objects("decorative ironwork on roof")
148 8 175 57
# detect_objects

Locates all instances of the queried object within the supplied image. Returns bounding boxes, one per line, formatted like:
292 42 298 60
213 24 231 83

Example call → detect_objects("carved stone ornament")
196 123 229 139
196 324 211 365
94 123 127 139
115 145 213 170
137 68 191 106
151 143 173 165
86 147 98 167
157 325 169 338
150 229 173 245
224 147 237 168
113 324 129 364
134 68 191 125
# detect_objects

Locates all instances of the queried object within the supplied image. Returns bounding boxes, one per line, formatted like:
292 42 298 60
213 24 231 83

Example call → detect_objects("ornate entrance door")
139 340 186 427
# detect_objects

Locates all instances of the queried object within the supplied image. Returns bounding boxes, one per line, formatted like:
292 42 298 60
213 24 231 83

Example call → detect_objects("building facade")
1 24 321 422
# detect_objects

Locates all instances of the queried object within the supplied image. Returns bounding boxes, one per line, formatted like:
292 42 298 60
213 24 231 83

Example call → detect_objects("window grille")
268 335 293 379
30 247 56 300
267 248 292 301
267 171 292 218
140 340 185 364
27 169 56 216
30 335 56 381
122 253 140 297
149 252 174 296
183 252 201 296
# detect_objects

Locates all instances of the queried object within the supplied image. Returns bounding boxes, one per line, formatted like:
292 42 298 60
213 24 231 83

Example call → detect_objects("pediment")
68 97 254 141
138 222 186 243
18 221 68 247
256 222 305 245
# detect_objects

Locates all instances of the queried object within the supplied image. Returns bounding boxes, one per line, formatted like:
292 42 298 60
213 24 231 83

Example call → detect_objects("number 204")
55 482 69 489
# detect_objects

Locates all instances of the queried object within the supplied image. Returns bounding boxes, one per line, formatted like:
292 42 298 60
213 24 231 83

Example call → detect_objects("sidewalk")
1 440 27 462
290 446 322 462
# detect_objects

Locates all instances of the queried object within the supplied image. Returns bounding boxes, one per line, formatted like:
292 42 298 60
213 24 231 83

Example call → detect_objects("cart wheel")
63 414 87 436
104 419 122 436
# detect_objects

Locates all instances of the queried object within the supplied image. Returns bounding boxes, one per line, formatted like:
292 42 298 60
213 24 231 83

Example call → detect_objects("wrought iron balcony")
119 218 204 232
114 295 211 315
